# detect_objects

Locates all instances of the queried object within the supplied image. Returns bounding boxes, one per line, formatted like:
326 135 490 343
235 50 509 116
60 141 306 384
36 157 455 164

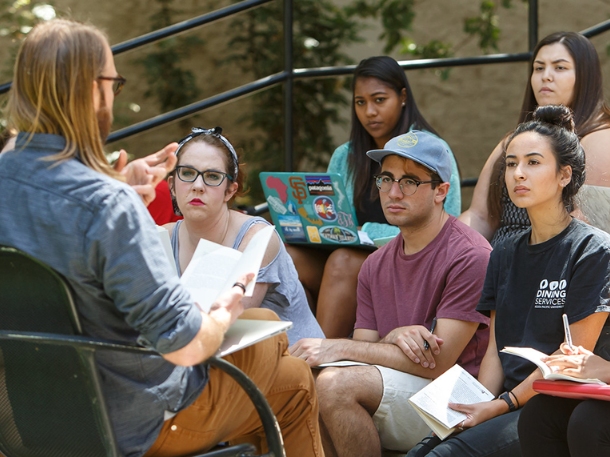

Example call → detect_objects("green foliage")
223 0 531 202
0 1 56 133
344 0 417 54
224 0 364 203
464 1 501 52
401 39 453 80
463 0 528 53
137 0 202 113
0 1 56 80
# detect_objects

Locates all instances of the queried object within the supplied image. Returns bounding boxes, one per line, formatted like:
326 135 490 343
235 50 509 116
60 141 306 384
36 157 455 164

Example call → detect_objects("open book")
217 319 292 357
501 346 606 385
156 224 290 357
408 364 494 440
180 225 275 312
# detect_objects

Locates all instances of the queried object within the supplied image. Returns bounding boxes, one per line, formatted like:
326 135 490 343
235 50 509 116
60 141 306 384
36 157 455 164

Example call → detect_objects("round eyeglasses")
175 166 233 186
97 74 127 96
374 174 440 196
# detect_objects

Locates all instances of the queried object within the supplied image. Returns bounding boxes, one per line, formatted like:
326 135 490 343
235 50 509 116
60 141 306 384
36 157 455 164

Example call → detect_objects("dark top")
478 219 610 391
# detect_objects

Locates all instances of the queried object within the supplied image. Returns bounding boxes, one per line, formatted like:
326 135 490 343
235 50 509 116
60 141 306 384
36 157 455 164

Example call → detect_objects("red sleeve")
147 180 183 225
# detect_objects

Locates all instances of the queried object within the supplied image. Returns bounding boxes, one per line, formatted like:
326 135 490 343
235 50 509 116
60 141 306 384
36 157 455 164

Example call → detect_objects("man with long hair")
0 18 322 457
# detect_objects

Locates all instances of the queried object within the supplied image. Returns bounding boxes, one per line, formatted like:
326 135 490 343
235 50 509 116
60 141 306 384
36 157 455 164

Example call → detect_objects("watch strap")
498 391 517 412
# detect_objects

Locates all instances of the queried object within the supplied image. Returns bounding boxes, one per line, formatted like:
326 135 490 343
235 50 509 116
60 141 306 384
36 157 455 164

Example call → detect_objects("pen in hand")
423 317 437 351
562 313 573 351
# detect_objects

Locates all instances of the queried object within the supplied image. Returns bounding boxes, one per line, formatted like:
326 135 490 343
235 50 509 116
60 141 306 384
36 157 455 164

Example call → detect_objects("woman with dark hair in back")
460 31 610 244
288 56 461 339
408 105 610 457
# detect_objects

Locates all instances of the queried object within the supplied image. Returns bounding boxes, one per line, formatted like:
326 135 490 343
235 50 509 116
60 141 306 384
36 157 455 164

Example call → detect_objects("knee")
241 308 279 321
315 368 355 410
568 400 610 445
323 249 365 282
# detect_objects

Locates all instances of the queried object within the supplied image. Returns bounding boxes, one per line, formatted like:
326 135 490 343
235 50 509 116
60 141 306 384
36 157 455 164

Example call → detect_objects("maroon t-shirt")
355 216 491 377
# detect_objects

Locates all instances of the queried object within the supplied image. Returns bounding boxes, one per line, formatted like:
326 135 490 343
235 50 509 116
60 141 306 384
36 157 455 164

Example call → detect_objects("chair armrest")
0 331 286 457
0 330 156 354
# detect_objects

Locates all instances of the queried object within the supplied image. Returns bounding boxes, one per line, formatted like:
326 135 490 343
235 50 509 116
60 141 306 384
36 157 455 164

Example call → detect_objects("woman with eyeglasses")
407 105 610 457
165 127 324 345
288 56 461 339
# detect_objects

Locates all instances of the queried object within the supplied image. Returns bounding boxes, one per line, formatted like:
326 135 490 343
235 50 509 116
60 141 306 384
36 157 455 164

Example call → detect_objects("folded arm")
290 318 479 379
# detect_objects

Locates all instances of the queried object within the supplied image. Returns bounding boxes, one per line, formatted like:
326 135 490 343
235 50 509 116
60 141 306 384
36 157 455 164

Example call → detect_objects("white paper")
357 231 374 246
501 346 606 385
180 225 275 312
408 364 494 439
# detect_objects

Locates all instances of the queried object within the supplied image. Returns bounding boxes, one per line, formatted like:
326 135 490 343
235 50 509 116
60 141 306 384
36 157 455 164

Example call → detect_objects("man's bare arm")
291 319 480 379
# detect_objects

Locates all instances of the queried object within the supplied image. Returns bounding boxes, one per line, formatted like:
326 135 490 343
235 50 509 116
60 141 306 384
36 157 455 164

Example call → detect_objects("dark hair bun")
532 105 575 133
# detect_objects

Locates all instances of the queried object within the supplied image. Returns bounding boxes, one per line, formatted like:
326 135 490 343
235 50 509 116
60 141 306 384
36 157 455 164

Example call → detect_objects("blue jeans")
406 410 522 457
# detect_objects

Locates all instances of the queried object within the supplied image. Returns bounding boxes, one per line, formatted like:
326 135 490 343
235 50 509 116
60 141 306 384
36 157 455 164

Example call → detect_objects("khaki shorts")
372 365 432 452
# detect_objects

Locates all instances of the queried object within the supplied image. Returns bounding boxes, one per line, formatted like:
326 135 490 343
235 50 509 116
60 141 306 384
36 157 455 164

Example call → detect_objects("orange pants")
144 308 323 457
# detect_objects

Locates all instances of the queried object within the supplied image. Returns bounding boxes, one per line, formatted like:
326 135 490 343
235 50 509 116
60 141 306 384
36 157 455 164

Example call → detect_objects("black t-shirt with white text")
478 219 610 391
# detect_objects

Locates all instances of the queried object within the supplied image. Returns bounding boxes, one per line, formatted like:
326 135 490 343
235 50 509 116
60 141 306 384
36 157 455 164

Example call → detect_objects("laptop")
260 172 374 248
217 320 292 357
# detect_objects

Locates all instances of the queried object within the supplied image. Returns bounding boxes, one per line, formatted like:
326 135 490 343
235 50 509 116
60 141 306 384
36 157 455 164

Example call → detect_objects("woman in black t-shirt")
408 106 610 457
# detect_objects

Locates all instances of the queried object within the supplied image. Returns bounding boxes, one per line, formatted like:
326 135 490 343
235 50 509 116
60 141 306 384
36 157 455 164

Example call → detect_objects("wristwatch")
498 391 517 412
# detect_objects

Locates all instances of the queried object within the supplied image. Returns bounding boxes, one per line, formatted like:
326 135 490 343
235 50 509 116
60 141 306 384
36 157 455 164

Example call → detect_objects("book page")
408 365 494 436
501 347 605 385
180 225 275 312
229 225 275 296
501 347 552 377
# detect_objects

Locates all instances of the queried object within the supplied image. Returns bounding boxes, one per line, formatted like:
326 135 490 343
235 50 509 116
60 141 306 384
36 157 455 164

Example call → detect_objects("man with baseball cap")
291 130 492 456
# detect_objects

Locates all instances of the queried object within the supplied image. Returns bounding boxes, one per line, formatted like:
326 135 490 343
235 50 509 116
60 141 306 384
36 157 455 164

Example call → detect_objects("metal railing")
2 0 610 187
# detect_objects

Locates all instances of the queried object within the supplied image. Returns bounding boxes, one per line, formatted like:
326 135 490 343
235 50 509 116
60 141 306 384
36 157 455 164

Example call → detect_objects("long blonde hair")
6 19 120 179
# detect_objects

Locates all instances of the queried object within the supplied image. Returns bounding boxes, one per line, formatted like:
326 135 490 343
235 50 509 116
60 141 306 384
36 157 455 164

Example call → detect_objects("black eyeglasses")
374 174 440 196
97 74 126 96
175 166 233 186
174 127 239 180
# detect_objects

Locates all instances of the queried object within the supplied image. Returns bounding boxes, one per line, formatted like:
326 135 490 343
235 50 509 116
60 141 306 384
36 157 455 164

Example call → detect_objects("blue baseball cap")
366 130 452 183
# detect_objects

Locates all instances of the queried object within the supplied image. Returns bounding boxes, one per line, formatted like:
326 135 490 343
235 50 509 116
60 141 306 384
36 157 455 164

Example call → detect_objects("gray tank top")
169 217 325 344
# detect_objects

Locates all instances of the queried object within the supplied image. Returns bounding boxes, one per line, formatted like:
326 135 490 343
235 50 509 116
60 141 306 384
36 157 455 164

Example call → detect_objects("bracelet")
508 390 520 409
498 391 517 412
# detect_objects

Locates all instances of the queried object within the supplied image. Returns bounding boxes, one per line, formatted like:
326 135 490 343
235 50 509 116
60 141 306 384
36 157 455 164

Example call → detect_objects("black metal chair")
0 245 285 457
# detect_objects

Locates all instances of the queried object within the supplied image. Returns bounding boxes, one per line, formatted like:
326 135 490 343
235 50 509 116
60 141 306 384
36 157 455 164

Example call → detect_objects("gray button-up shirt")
0 133 207 456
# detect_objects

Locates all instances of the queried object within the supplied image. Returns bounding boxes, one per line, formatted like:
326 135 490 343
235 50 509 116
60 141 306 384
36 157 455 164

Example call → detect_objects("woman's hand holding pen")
543 344 610 383
380 325 444 368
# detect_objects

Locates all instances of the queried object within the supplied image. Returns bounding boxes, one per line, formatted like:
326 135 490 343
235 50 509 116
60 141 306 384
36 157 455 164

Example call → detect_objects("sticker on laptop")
289 176 308 204
267 195 287 215
337 211 355 228
319 226 358 244
313 196 337 222
306 175 334 196
306 226 322 243
298 207 322 226
278 215 306 242
265 176 288 203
